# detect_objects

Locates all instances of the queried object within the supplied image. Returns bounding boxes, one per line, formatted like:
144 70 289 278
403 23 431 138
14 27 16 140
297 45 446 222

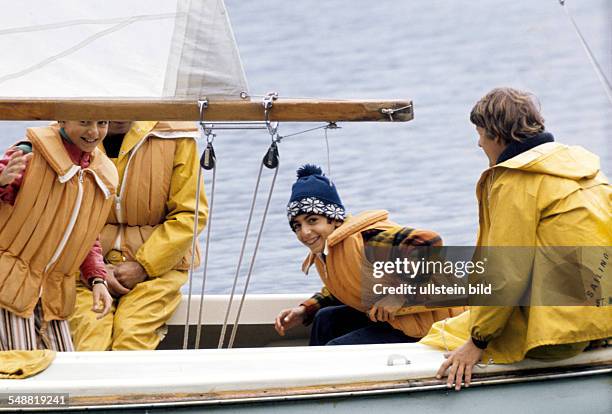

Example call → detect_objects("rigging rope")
558 0 612 105
183 100 216 349
182 150 204 349
217 164 263 349
227 157 279 348
225 120 335 347
194 140 217 349
276 124 330 141
184 95 339 349
216 161 263 348
323 122 338 180
218 93 281 349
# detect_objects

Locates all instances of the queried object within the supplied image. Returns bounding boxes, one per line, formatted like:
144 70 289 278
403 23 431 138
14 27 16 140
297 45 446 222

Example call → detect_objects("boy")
425 87 612 390
274 164 464 345
0 121 117 351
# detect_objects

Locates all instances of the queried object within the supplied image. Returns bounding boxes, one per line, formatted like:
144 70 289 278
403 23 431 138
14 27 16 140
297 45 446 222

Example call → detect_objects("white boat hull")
0 294 610 412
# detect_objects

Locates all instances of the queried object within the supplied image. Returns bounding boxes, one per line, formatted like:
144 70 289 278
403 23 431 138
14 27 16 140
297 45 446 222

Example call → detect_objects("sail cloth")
0 0 248 99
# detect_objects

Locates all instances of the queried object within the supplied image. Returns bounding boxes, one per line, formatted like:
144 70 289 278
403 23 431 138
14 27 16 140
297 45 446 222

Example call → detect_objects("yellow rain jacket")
70 121 207 350
98 121 208 274
0 350 56 379
421 142 612 363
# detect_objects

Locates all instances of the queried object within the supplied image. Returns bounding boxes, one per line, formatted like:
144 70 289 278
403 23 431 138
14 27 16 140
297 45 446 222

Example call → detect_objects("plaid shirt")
299 226 442 325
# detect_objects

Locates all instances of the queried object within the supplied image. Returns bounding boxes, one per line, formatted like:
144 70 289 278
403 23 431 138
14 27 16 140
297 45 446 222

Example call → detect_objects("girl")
0 121 118 351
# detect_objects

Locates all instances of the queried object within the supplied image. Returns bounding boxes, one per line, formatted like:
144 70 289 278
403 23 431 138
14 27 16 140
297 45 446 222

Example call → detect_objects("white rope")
194 163 216 349
324 125 332 181
559 0 612 105
227 165 280 348
182 166 203 349
184 100 216 349
217 162 265 349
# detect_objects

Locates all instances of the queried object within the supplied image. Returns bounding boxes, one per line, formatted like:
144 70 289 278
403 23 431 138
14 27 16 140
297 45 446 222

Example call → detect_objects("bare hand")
274 306 306 336
104 264 131 297
368 295 404 322
91 282 113 319
0 151 32 186
436 338 484 390
113 261 147 290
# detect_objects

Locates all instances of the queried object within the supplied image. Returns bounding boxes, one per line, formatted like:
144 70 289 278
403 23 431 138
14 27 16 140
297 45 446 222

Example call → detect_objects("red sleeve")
0 147 27 205
80 238 107 287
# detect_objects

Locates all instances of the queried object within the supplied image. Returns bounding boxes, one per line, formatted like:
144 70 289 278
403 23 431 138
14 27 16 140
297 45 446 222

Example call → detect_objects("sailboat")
0 0 610 411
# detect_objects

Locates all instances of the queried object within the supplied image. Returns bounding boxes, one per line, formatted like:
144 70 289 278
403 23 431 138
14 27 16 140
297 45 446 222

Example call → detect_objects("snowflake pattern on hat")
301 197 325 213
287 197 346 221
324 204 346 220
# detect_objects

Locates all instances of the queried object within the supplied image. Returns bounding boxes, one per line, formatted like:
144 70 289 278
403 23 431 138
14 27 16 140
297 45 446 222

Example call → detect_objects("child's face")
61 121 109 153
291 214 341 254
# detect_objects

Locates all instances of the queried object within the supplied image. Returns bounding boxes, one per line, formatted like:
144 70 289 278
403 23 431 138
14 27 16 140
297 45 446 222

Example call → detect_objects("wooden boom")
0 99 413 122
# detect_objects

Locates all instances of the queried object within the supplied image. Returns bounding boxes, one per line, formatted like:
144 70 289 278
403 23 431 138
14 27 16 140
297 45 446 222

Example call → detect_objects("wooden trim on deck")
0 99 414 122
67 364 612 409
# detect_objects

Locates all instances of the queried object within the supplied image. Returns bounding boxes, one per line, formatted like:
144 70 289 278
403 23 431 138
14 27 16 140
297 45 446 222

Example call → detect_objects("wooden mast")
0 99 413 122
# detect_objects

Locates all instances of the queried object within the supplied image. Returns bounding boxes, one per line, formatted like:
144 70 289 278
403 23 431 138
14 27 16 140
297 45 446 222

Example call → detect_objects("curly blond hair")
470 87 545 143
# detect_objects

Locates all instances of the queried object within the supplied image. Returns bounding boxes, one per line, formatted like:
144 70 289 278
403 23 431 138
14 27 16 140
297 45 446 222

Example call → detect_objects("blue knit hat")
287 164 346 223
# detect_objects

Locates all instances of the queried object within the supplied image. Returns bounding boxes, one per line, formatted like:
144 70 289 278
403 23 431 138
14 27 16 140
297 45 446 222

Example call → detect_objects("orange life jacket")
303 210 465 338
0 126 118 320
99 122 201 270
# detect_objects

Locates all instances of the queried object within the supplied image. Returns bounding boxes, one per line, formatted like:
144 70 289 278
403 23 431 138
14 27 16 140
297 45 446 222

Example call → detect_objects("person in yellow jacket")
274 165 464 345
424 87 611 390
69 121 208 350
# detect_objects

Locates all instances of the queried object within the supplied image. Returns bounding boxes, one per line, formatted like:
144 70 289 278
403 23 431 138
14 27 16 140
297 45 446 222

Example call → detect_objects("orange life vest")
99 122 201 270
303 210 465 338
0 126 118 320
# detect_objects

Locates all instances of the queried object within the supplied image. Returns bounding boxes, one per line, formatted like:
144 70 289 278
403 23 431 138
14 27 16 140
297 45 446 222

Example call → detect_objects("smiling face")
60 121 109 153
477 126 507 167
291 214 342 254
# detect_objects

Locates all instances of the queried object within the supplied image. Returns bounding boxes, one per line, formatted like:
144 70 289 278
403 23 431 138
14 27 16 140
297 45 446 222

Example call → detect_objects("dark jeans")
309 305 417 346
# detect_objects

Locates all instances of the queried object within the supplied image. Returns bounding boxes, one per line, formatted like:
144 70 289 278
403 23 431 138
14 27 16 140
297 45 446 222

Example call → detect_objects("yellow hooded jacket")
99 121 208 276
421 142 611 363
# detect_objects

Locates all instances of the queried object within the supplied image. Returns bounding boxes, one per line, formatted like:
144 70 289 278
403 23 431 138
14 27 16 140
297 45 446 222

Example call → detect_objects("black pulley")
262 142 279 169
201 142 216 170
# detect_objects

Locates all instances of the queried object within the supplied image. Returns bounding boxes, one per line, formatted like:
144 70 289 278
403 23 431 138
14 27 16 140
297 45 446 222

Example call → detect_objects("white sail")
0 0 248 99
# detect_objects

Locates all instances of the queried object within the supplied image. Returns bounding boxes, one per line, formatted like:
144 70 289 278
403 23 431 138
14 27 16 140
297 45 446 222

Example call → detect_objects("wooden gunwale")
58 363 612 410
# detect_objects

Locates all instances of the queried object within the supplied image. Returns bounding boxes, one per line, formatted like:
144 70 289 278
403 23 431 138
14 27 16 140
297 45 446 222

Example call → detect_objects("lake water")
1 0 610 295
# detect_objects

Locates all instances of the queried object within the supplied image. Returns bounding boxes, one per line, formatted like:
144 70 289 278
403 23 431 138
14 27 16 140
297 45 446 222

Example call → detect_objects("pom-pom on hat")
287 164 346 223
